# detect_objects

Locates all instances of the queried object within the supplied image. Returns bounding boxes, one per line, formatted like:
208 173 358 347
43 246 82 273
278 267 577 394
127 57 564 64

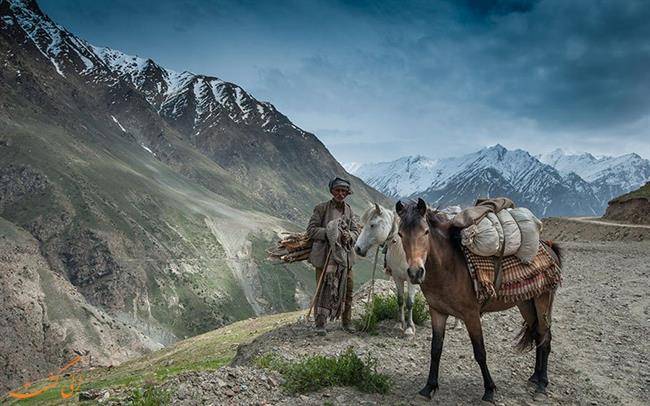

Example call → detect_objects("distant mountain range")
347 145 650 217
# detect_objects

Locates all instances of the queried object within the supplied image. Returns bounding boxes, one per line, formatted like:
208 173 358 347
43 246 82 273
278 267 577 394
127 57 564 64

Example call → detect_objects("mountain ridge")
350 145 650 216
0 0 389 392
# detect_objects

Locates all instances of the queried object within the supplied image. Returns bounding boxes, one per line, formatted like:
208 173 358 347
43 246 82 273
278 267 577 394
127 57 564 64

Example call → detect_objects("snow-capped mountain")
91 46 300 137
351 145 650 217
0 0 299 139
538 149 650 191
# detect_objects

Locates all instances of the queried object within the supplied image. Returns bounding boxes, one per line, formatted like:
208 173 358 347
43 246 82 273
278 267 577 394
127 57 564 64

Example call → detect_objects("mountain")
350 145 650 217
0 0 388 391
538 148 650 208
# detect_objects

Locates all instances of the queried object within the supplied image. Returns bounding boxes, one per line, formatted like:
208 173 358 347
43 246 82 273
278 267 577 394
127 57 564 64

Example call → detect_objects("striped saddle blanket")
463 241 562 304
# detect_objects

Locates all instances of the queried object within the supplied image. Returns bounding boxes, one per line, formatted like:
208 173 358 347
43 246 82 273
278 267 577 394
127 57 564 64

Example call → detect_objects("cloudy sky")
40 0 650 163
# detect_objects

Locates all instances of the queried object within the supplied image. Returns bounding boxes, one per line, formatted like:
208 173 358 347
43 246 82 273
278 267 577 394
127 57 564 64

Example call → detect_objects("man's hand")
340 230 351 245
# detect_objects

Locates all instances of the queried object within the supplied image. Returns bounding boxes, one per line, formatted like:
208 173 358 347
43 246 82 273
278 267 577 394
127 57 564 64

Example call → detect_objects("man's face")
331 187 350 202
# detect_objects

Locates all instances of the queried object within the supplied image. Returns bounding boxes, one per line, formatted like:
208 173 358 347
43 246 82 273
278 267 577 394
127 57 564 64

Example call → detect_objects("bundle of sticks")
267 232 313 263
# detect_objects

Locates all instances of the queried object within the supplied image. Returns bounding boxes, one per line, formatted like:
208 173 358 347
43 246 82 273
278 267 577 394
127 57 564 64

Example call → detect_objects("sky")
39 0 650 164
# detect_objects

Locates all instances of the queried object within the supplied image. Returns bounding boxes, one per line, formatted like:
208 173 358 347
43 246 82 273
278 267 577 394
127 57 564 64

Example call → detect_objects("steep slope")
353 145 602 217
0 0 388 391
603 182 650 225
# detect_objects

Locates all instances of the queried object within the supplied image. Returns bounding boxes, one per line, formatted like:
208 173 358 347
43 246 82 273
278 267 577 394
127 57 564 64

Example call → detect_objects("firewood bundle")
267 232 313 263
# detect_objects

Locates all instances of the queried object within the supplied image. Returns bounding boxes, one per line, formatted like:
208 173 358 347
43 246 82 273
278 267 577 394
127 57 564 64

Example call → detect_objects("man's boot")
342 321 356 333
315 314 327 336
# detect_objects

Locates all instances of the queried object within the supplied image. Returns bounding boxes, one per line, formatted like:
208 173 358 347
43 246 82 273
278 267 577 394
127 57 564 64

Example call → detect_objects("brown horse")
395 198 561 402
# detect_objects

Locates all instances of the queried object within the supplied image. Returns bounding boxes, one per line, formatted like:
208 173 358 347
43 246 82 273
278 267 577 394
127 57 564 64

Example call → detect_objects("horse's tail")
545 240 562 267
515 317 537 352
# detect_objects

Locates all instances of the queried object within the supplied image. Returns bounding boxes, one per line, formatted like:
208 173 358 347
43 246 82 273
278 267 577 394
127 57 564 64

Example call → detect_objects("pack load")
457 199 542 264
507 207 543 263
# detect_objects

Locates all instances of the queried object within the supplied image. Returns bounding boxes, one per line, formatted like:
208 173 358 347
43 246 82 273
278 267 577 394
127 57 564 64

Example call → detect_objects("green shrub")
256 347 391 394
129 383 170 406
412 293 430 325
355 292 430 332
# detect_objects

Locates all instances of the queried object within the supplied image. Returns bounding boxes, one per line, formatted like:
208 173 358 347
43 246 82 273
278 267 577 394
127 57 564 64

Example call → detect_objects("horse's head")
354 203 393 257
395 198 431 284
397 199 454 285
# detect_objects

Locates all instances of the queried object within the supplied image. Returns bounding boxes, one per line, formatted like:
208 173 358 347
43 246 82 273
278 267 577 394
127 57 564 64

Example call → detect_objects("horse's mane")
399 200 462 252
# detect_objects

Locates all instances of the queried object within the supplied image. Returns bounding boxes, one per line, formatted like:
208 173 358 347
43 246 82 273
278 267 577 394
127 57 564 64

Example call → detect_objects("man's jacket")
306 200 359 268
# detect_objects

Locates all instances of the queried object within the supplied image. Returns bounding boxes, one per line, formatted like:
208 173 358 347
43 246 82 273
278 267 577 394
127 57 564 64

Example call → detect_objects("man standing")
307 177 359 335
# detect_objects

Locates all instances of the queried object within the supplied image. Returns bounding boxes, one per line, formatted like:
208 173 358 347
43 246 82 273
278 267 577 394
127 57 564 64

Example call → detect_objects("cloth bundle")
459 206 543 264
463 241 562 303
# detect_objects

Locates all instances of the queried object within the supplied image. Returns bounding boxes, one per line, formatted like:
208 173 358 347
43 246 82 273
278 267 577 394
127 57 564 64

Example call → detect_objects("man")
307 177 359 335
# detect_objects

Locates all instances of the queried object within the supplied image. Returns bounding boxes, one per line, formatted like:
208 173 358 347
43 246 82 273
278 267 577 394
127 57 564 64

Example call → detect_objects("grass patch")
128 382 171 406
257 347 391 394
355 292 430 333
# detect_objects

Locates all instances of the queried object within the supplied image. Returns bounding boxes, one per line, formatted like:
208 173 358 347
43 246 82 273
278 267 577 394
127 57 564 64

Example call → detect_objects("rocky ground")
141 236 649 405
32 218 646 405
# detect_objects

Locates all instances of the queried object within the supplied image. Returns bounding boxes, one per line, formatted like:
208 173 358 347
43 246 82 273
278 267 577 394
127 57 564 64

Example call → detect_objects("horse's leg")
464 314 497 402
394 277 406 331
516 300 540 384
404 282 416 335
532 291 554 395
419 309 448 399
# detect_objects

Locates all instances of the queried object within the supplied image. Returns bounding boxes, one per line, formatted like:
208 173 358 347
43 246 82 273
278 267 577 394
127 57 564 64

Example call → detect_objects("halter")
379 211 399 254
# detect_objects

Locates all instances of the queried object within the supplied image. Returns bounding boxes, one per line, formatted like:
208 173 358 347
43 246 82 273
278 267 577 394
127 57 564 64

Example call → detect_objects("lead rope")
361 245 381 332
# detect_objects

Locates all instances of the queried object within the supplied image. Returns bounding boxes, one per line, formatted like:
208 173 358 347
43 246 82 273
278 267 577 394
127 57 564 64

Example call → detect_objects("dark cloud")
39 0 650 161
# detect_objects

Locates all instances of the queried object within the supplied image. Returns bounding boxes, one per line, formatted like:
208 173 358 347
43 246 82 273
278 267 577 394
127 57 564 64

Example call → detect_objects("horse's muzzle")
407 266 425 284
354 245 367 257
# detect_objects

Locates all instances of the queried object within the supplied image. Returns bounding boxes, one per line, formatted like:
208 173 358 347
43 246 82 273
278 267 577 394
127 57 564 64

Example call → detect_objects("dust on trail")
567 217 650 229
163 239 649 405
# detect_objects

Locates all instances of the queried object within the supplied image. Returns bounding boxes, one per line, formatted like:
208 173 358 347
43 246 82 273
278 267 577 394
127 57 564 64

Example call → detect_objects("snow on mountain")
356 145 554 198
356 145 648 217
342 162 363 174
1 0 303 139
90 45 303 137
539 148 650 190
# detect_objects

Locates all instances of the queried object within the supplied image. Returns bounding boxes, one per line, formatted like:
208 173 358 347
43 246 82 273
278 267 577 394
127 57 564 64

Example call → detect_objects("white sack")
496 209 522 256
508 207 542 263
460 215 500 256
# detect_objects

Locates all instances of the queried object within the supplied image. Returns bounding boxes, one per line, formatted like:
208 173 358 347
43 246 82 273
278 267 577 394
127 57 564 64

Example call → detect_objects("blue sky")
39 0 650 163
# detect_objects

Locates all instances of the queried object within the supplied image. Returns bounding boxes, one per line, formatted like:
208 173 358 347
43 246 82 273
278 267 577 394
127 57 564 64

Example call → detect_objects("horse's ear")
417 198 427 216
374 203 382 214
395 200 404 215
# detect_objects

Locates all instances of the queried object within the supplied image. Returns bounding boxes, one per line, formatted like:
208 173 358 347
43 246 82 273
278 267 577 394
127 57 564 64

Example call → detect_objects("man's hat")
329 177 352 194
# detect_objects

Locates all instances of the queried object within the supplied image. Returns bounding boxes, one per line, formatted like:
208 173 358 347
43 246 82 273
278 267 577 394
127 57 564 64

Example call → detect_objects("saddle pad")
463 241 562 304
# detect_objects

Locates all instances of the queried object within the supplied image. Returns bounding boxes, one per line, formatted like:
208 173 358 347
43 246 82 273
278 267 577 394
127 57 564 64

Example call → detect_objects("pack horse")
396 198 561 402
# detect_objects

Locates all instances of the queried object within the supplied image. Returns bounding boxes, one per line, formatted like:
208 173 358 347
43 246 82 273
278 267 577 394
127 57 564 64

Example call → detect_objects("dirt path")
568 217 650 229
163 240 649 405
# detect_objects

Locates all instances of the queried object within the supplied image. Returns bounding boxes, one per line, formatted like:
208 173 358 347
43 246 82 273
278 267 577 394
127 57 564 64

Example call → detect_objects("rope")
361 245 381 332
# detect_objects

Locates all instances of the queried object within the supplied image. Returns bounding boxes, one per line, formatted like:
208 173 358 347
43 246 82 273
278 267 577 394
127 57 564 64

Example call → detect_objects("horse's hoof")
535 384 548 395
418 384 436 400
533 390 548 402
404 326 415 336
481 391 496 403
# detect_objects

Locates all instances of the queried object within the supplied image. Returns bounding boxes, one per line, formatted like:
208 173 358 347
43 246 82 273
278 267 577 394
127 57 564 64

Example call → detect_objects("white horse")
355 203 417 335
